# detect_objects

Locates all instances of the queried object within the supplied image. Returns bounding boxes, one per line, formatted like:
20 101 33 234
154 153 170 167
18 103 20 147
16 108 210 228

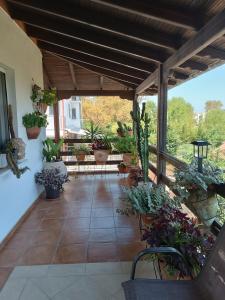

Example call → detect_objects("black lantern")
191 140 211 173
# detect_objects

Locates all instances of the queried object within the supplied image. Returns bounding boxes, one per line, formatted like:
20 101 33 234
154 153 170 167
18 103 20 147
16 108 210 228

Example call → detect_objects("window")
0 71 9 149
71 108 76 119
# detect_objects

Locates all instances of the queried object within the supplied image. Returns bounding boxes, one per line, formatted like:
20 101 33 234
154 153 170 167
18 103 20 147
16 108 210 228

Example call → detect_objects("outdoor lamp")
191 140 211 173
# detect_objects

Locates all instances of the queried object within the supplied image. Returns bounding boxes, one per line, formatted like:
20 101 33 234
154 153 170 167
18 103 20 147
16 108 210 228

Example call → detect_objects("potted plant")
31 84 57 113
91 135 112 164
117 184 175 226
73 145 90 161
35 168 68 199
116 121 133 137
173 160 224 226
113 136 136 165
22 112 48 139
84 121 102 142
42 138 67 176
118 162 128 174
142 204 214 279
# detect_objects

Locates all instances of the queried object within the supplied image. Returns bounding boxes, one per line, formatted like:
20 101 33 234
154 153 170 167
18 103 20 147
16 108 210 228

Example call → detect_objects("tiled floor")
0 174 145 289
0 261 157 300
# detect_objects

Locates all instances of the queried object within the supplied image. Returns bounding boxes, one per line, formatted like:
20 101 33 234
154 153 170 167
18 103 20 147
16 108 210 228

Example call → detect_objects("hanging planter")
31 84 57 114
26 127 41 139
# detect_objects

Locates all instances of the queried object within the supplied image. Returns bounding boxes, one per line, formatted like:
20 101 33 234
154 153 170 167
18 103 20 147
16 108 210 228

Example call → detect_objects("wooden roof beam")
99 76 104 90
57 90 135 100
26 25 157 73
137 7 225 94
68 63 78 90
6 0 178 50
89 0 202 30
7 3 170 63
39 41 147 80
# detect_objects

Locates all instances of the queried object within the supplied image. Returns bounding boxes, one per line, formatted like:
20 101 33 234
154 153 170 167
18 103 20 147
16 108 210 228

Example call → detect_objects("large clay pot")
123 153 132 165
45 186 60 199
76 153 86 161
44 160 67 176
188 192 219 227
26 127 41 139
94 150 109 165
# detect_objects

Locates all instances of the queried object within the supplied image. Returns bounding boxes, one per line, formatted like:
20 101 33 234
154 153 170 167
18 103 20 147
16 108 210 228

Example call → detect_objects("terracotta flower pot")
26 127 41 139
141 214 155 226
123 153 132 165
118 165 128 174
94 150 110 165
76 153 86 161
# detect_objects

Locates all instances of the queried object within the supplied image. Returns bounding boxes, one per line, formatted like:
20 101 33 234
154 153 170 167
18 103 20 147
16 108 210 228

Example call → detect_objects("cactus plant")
131 103 150 183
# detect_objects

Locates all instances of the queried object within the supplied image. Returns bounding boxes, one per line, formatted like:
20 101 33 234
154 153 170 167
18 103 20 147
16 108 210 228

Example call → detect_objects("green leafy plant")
113 136 136 153
31 84 57 106
117 184 177 216
91 134 112 151
85 121 102 142
173 159 224 202
117 121 132 137
22 112 48 128
42 138 64 162
72 145 90 155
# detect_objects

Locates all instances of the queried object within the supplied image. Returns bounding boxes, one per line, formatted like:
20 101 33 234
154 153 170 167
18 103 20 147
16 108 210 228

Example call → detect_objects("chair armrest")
130 247 192 280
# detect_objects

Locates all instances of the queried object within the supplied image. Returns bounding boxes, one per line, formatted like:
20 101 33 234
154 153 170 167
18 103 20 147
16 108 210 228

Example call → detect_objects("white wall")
0 8 44 243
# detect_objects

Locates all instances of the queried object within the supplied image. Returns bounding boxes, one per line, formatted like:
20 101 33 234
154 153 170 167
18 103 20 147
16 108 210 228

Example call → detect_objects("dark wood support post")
157 65 168 183
53 102 60 142
132 94 138 138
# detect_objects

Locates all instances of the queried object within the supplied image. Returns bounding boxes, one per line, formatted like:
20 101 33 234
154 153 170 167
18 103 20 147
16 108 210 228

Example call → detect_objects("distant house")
46 96 84 138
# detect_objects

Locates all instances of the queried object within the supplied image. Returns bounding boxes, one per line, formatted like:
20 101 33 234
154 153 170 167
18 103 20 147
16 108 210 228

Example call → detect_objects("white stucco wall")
0 8 44 243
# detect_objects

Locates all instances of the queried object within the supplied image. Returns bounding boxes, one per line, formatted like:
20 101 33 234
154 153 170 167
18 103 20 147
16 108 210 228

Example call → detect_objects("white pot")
43 161 67 176
94 150 109 165
0 154 7 169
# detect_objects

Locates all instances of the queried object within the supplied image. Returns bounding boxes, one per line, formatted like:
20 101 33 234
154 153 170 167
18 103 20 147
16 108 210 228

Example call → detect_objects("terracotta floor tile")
90 217 115 229
91 208 114 217
117 242 145 261
43 207 68 219
60 230 90 245
87 243 118 262
5 231 34 250
19 245 56 265
0 267 13 289
30 230 61 246
53 243 87 264
114 216 139 228
92 200 113 208
0 247 25 267
116 228 141 243
68 208 91 218
64 217 90 230
40 218 64 231
19 217 42 232
89 229 116 242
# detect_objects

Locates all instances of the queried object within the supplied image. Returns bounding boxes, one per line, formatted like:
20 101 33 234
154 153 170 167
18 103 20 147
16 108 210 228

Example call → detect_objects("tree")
205 100 223 112
144 100 157 145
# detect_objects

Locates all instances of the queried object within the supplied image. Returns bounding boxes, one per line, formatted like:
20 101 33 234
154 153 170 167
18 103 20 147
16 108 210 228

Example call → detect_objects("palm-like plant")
42 138 64 162
84 121 102 142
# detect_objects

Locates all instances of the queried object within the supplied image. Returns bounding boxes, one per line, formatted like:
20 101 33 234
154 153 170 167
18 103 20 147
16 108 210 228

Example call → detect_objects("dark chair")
122 224 225 300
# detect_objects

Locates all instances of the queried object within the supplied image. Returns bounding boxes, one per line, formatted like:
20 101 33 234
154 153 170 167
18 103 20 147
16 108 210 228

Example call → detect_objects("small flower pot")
45 186 60 199
26 127 41 139
123 153 132 165
94 150 110 165
118 165 128 174
76 153 86 161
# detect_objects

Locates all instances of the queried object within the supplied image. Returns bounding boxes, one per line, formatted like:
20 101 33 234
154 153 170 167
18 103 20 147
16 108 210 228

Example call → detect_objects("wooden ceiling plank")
7 2 169 63
26 25 157 73
39 41 147 80
89 0 201 30
100 76 104 90
68 62 78 90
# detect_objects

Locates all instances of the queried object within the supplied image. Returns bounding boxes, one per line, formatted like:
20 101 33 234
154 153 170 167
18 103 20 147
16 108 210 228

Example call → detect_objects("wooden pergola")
2 0 225 183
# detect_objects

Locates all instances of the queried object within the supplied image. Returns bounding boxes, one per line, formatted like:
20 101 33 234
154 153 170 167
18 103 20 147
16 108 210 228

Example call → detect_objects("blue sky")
146 63 225 113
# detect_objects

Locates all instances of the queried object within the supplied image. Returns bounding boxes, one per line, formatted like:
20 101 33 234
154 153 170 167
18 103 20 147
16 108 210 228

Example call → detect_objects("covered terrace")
1 0 225 299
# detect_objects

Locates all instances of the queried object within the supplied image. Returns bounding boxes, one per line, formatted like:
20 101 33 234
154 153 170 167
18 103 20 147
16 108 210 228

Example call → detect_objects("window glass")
71 108 76 119
0 71 9 149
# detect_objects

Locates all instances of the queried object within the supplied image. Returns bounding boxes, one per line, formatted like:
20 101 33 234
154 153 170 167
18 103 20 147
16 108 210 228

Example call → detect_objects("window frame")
0 71 9 150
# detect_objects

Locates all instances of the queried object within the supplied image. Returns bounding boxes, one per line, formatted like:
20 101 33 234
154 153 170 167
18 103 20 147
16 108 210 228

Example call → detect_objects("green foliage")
145 101 157 145
42 138 64 162
72 145 90 155
22 112 48 128
205 100 223 112
173 160 224 202
116 121 132 136
113 136 136 153
117 184 176 216
31 84 57 106
84 121 102 141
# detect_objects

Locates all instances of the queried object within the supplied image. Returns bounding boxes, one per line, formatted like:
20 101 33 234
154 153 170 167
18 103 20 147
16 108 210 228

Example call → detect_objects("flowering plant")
142 204 214 277
91 136 112 151
35 168 69 191
31 84 57 106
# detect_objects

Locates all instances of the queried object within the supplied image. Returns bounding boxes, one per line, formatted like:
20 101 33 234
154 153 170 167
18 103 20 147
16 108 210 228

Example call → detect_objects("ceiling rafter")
89 0 202 30
38 41 147 80
68 62 78 90
7 3 170 63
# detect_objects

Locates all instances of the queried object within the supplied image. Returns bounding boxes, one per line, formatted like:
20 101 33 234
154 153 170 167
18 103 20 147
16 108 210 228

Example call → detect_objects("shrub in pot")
31 84 57 113
35 168 69 199
73 145 90 161
22 112 48 139
118 162 128 174
173 160 224 226
42 138 67 176
91 135 112 164
113 136 136 165
116 121 133 137
143 204 215 279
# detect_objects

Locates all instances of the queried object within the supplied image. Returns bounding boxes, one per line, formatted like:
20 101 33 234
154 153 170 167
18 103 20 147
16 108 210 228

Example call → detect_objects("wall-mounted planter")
26 127 41 139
